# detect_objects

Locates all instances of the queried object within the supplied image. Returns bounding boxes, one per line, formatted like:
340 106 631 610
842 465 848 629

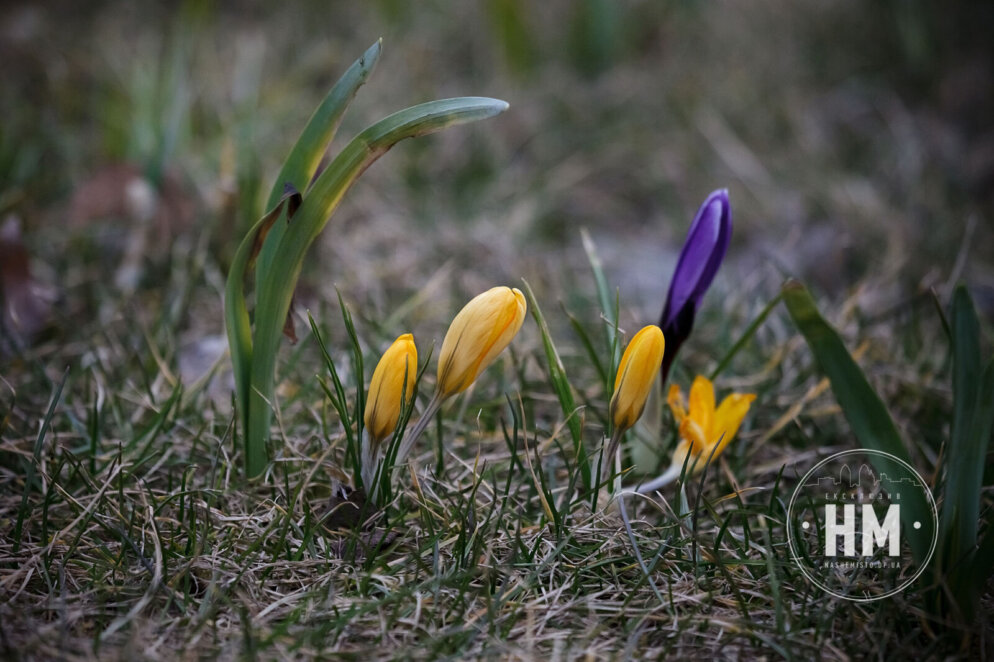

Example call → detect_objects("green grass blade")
563 305 607 386
580 228 619 376
521 278 591 492
256 41 382 299
13 367 69 554
709 292 782 380
336 290 366 444
307 311 358 477
245 96 508 477
781 279 933 563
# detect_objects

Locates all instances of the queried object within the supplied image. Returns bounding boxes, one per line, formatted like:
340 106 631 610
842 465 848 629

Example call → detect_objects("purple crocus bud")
659 189 732 383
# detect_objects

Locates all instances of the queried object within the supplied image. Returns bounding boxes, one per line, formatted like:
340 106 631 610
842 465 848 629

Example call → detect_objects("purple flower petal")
659 189 732 382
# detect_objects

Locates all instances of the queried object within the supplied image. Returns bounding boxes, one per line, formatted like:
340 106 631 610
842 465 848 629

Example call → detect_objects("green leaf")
931 286 994 623
255 41 382 304
223 187 301 476
781 279 933 564
941 286 985 551
943 351 994 620
244 96 508 477
521 278 591 492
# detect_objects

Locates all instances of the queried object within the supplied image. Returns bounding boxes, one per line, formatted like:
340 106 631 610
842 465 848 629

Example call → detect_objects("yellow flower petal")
679 416 709 458
687 375 715 440
667 383 687 424
609 325 665 433
437 287 527 398
710 392 756 458
663 377 757 480
669 437 694 473
365 334 418 445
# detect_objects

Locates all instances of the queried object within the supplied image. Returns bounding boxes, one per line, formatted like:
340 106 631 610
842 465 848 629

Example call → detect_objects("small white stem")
390 393 443 484
634 463 682 494
360 433 376 490
602 429 623 485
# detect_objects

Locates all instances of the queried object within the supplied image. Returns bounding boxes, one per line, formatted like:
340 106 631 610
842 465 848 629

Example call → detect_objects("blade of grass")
336 290 366 444
563 304 607 386
521 279 590 492
709 291 782 380
941 286 986 550
940 286 994 621
580 227 619 376
13 366 69 554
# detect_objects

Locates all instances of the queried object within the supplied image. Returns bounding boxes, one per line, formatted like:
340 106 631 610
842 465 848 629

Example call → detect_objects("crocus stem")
615 488 665 604
602 428 624 485
634 463 682 494
390 393 443 484
360 434 377 491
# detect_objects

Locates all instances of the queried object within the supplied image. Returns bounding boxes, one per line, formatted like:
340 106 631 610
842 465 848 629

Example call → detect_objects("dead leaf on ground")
68 162 196 242
0 215 53 350
321 486 378 531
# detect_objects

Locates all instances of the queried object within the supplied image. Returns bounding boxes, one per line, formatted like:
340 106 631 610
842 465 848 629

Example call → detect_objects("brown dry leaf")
68 162 196 242
0 215 52 348
321 486 376 531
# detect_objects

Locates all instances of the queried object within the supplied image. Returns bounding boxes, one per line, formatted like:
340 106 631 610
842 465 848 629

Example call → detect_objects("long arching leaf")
244 96 508 476
255 41 382 310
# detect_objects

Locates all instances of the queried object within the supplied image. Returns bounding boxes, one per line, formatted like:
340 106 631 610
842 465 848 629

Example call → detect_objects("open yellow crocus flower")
636 375 755 493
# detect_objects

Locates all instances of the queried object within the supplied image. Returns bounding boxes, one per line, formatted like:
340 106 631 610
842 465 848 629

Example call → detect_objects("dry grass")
2 1 993 659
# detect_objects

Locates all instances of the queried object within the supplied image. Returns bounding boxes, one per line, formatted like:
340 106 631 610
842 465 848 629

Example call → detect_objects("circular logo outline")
786 448 938 602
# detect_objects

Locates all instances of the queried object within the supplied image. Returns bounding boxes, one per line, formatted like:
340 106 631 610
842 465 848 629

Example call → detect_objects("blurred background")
2 0 992 362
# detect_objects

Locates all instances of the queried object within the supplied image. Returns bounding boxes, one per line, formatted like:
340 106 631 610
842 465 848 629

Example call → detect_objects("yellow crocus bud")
365 334 418 444
436 286 527 399
609 325 666 434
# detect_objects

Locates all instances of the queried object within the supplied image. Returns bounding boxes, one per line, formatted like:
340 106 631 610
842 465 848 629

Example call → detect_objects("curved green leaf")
224 188 301 462
940 286 994 621
256 40 382 308
782 279 933 564
244 96 508 477
521 278 590 492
